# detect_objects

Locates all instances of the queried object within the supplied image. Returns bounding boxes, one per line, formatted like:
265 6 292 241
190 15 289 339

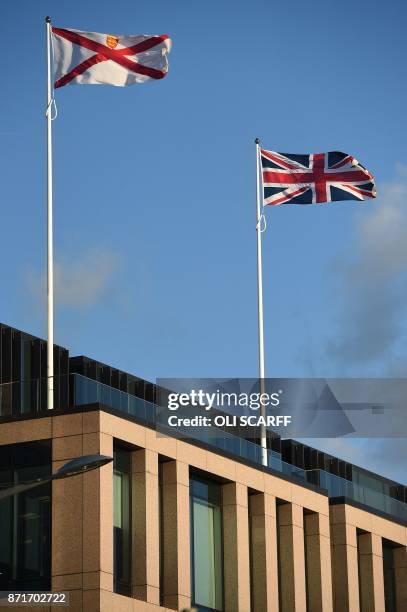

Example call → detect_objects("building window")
0 441 51 590
190 477 223 611
383 541 396 612
113 449 131 595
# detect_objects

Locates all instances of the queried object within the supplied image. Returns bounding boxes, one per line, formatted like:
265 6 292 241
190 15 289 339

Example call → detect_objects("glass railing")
1 374 406 522
73 373 157 425
0 376 70 415
307 469 407 521
72 374 310 482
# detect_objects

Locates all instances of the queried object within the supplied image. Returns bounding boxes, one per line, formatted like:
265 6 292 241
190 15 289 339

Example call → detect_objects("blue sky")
1 0 406 481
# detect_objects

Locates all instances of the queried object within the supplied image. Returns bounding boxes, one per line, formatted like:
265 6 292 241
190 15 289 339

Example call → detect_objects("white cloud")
27 247 119 310
328 165 407 370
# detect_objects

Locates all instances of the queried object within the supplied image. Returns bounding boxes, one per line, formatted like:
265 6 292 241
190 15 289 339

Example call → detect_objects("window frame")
113 448 132 596
190 475 224 612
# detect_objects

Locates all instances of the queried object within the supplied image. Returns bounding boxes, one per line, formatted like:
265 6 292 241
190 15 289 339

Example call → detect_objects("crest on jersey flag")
106 35 119 49
51 27 171 88
260 150 376 205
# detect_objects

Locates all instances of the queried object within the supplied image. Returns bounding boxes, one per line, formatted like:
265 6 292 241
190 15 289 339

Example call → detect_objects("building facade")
0 323 406 612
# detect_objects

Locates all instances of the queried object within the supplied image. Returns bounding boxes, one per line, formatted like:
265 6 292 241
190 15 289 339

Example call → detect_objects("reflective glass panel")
190 477 223 611
113 449 131 595
0 441 51 590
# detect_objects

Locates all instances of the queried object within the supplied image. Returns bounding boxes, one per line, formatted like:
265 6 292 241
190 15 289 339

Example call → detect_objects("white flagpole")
46 16 54 410
255 138 267 466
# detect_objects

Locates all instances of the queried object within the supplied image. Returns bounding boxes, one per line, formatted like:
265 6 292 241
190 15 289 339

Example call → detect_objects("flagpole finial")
255 138 260 145
45 16 51 23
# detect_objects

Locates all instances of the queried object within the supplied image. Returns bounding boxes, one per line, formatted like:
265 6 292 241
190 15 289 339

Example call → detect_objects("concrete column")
51 420 114 612
161 460 191 610
249 493 279 612
358 532 385 612
277 503 307 612
223 482 251 612
304 513 333 612
393 546 407 611
52 436 84 612
82 432 113 610
131 449 160 604
330 516 360 612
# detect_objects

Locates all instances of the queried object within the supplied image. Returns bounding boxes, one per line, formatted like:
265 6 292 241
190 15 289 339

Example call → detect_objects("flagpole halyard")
46 16 54 409
255 138 267 466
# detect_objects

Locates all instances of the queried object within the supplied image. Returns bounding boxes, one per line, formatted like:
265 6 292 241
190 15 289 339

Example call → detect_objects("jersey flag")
51 28 171 88
260 149 376 206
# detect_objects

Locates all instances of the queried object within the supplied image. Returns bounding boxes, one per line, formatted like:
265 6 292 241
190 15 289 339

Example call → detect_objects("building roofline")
329 496 407 528
0 402 328 497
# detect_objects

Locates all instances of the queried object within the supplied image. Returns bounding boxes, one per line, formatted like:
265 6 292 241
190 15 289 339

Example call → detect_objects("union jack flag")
261 149 376 206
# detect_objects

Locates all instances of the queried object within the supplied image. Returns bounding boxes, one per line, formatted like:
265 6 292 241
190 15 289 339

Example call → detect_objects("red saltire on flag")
51 28 172 88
